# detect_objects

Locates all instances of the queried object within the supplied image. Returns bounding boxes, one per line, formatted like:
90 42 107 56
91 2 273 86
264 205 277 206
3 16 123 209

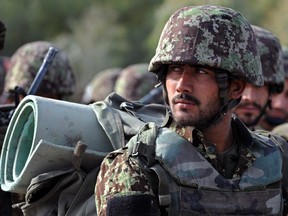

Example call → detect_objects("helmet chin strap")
192 72 241 130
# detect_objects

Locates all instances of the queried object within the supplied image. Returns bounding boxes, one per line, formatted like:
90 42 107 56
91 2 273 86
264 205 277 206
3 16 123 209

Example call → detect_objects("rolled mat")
0 95 113 194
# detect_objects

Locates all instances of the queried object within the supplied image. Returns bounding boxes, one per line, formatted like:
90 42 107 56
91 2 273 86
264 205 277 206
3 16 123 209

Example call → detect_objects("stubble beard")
171 98 221 128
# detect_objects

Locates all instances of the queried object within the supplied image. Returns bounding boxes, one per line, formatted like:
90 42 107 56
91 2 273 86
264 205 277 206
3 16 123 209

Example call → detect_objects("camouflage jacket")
95 115 288 215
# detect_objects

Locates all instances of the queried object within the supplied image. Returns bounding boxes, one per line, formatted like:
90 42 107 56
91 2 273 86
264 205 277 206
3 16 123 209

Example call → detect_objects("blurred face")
265 79 288 125
234 83 269 126
166 64 221 127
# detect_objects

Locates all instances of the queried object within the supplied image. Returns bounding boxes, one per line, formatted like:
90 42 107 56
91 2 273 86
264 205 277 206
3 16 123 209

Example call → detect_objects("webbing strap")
150 164 171 207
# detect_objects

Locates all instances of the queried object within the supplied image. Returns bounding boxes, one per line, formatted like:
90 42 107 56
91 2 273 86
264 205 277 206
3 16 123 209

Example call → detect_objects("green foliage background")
1 0 287 102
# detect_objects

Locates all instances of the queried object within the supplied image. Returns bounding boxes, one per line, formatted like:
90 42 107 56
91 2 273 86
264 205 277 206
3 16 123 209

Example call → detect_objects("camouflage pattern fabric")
272 122 288 141
252 25 284 93
283 47 288 79
96 115 288 215
149 5 263 87
95 149 158 216
81 68 122 104
114 63 159 102
4 41 75 97
0 20 5 50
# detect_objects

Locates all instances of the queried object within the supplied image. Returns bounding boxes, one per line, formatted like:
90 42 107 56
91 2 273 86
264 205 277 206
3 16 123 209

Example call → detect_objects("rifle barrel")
27 47 58 95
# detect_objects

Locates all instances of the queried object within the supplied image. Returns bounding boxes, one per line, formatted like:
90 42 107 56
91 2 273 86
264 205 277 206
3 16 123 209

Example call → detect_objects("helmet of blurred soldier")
282 46 288 79
0 20 6 51
148 5 263 109
81 67 122 104
114 63 163 103
4 41 75 100
252 25 284 94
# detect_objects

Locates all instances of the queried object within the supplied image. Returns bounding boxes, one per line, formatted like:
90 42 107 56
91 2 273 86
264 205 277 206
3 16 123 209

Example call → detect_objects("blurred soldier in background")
81 67 122 104
259 46 288 131
0 18 12 216
0 40 76 216
0 41 76 104
114 63 164 104
233 25 284 129
0 56 10 95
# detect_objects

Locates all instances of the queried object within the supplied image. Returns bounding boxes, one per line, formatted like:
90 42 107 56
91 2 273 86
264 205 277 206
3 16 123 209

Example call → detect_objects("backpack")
12 93 167 215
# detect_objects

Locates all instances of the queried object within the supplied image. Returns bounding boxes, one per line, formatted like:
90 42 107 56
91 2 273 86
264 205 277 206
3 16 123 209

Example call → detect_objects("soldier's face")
234 83 269 126
266 79 288 123
166 64 221 127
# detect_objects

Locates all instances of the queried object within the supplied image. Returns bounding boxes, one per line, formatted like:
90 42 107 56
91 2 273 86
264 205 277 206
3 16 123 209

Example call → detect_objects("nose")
176 71 192 93
271 94 286 109
241 84 257 102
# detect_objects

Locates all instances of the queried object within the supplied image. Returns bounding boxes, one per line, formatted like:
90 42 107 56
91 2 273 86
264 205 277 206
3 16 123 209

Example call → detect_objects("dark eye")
195 67 209 74
168 64 183 73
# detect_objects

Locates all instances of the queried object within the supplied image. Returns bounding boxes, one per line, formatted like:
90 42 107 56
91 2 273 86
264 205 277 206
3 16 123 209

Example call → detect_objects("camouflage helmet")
4 41 75 97
282 46 288 79
149 5 263 87
252 25 284 94
81 67 122 104
0 20 6 51
114 63 159 101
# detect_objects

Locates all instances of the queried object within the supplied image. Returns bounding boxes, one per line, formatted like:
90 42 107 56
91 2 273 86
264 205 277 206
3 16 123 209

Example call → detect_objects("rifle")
0 47 58 127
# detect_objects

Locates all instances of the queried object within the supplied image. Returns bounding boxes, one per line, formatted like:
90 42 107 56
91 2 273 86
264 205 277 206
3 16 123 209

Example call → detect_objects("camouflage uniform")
272 123 288 142
81 68 122 104
114 63 163 104
4 41 75 99
95 5 288 215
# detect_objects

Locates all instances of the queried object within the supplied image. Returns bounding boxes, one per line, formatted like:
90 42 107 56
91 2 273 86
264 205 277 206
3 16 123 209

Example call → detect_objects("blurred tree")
53 0 163 102
1 0 288 103
0 0 95 55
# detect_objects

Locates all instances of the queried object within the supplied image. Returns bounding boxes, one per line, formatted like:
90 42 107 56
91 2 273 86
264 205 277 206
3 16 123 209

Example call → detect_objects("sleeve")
95 150 160 216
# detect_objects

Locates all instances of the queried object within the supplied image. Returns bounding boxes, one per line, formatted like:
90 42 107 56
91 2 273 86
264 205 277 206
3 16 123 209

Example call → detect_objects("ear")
229 79 246 99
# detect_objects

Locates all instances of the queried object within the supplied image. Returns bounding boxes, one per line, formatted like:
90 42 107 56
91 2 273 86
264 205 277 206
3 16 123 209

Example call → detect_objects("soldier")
258 46 288 131
1 41 76 104
0 56 10 95
114 63 164 104
81 67 122 104
1 40 76 216
0 19 13 216
233 25 284 129
95 5 288 215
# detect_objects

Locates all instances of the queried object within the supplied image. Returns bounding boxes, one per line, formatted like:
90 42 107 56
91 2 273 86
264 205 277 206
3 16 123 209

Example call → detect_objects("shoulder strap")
127 123 171 211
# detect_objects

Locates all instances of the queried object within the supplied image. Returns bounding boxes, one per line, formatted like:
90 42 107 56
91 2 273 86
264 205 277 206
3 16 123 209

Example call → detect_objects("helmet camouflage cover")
252 25 284 92
82 67 122 103
282 46 288 79
149 5 263 87
4 41 75 97
114 63 159 101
